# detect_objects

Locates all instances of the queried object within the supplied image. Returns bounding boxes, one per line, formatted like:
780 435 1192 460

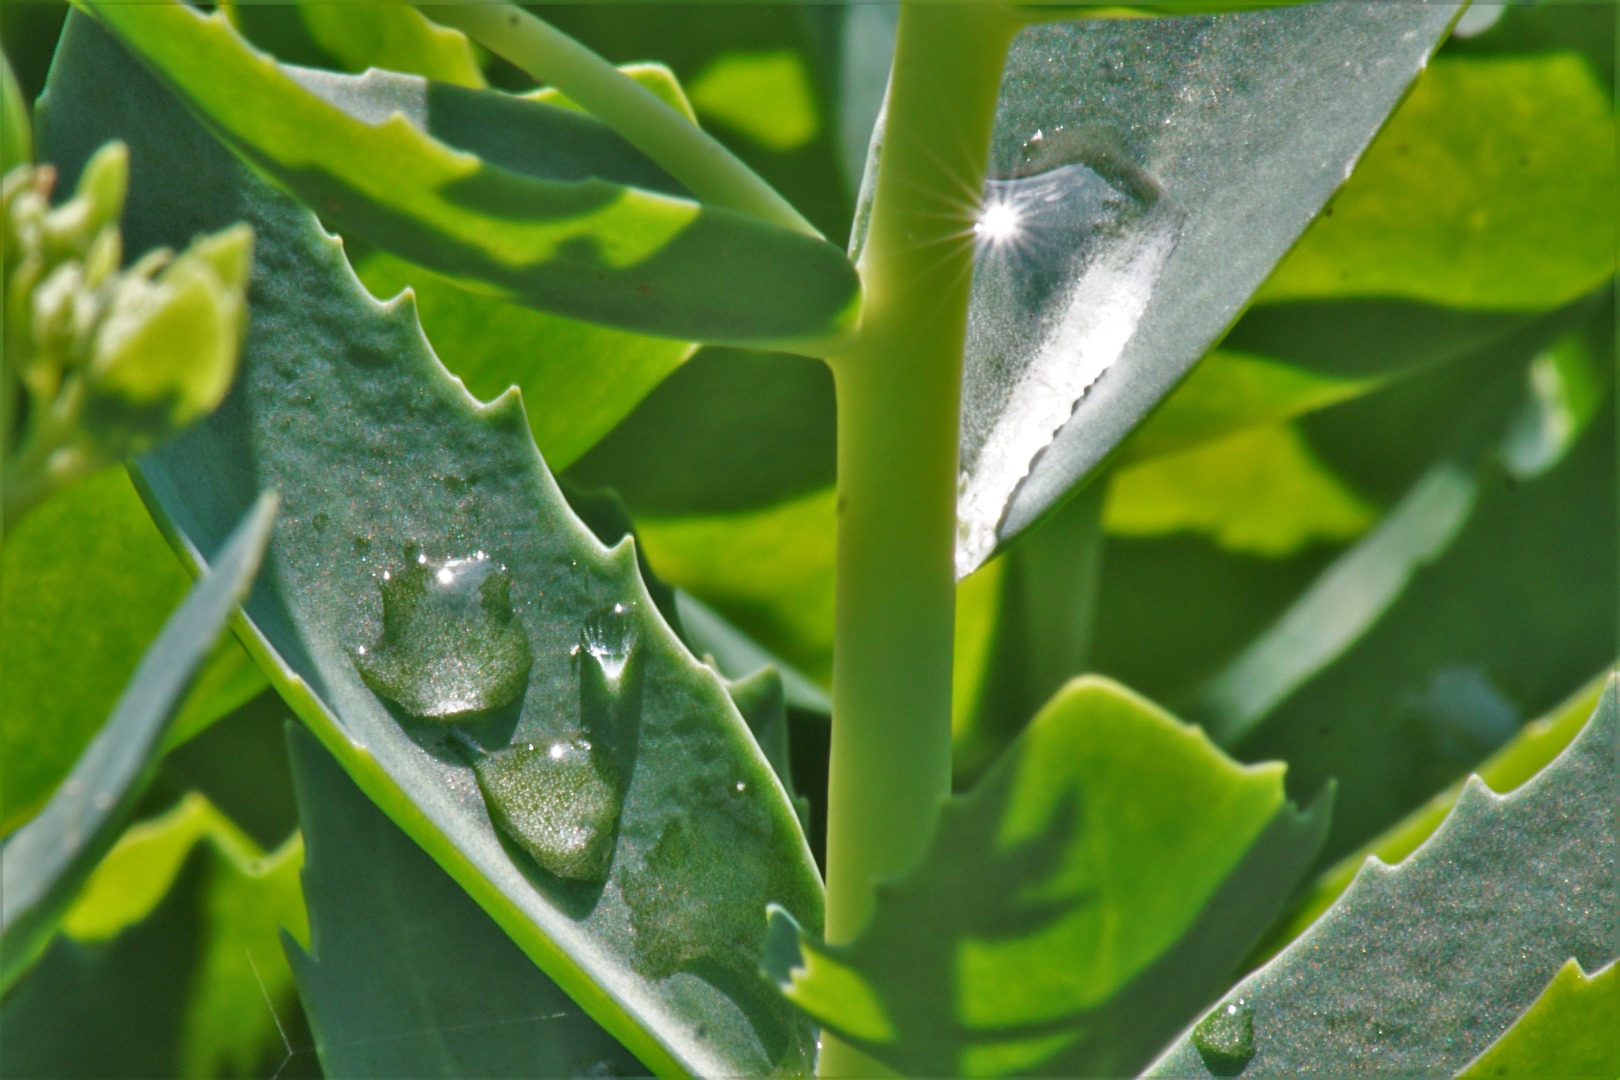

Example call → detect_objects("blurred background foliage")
1 1 1614 1075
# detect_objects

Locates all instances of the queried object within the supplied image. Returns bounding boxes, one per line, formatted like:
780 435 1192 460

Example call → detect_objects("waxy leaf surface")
39 15 822 1078
926 1 1462 573
1143 678 1617 1077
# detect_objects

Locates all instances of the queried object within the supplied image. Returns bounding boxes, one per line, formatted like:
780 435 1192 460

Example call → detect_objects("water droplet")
580 602 636 685
312 512 330 533
353 550 532 719
957 126 1184 575
571 1061 622 1079
1192 998 1254 1076
471 736 623 883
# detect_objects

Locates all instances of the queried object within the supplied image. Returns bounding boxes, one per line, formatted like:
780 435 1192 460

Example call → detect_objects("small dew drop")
471 736 624 884
580 601 637 685
1192 998 1255 1076
733 781 747 795
353 549 532 720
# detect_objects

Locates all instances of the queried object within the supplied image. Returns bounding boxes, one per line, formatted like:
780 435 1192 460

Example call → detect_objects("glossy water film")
957 127 1184 575
353 550 532 719
472 736 624 884
1191 997 1255 1076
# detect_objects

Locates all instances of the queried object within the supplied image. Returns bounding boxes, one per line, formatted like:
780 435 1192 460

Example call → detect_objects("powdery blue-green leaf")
0 494 274 993
1143 676 1617 1078
0 794 307 1080
38 15 822 1077
285 722 642 1079
1253 673 1608 964
932 1 1461 574
766 676 1329 1078
74 0 859 348
355 250 694 474
1456 960 1619 1079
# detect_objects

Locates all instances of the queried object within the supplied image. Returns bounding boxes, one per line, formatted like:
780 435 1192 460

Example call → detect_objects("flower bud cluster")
3 141 253 529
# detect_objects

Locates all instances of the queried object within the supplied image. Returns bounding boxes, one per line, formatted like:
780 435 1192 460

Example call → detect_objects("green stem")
423 2 817 237
820 7 1017 1075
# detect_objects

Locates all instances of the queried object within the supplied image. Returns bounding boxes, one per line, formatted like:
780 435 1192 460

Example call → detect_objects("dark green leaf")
1114 349 1376 465
931 3 1461 573
1 47 29 172
2 467 265 834
1143 678 1617 1077
39 15 822 1075
951 484 1105 782
0 793 309 1080
0 494 275 993
536 6 857 242
768 676 1329 1078
676 592 831 716
77 0 860 347
566 347 836 516
1194 458 1478 745
222 0 485 87
285 722 642 1079
1235 372 1615 859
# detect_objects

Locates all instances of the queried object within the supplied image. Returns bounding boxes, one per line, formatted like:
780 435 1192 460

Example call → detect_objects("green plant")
1 2 1614 1078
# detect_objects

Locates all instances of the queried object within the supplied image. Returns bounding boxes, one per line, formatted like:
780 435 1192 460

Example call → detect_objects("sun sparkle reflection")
974 197 1024 247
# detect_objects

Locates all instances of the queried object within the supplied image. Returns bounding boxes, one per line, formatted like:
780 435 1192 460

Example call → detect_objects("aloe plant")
1 2 1614 1078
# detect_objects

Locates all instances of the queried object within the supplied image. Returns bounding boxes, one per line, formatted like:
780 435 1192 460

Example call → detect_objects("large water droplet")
472 736 623 883
1192 997 1255 1076
353 550 532 719
957 127 1185 575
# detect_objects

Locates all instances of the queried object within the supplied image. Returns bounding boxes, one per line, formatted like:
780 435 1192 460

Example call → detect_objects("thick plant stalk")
821 7 1018 1076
